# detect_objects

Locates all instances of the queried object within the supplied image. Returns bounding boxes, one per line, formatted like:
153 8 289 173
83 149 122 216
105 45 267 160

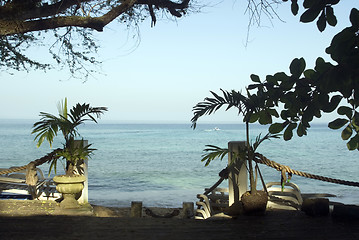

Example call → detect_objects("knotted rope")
254 152 359 188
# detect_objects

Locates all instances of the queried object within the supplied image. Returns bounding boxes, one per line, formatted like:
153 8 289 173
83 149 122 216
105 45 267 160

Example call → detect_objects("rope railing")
1 149 359 194
0 148 61 186
254 152 359 188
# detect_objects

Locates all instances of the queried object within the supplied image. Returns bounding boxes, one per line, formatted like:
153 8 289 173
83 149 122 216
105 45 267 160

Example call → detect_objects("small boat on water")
204 127 221 132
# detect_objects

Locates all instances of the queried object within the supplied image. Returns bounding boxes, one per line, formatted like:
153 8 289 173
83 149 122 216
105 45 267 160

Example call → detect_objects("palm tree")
32 98 107 176
191 89 278 197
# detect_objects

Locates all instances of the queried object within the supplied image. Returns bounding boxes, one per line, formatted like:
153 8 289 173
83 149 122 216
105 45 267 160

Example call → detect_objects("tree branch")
0 0 137 36
0 0 93 21
0 0 190 36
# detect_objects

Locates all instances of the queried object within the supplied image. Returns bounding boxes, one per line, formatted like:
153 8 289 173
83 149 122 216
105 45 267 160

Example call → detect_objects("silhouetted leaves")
193 1 358 151
342 125 353 140
297 122 307 137
291 0 299 15
338 106 353 119
283 122 297 141
250 74 261 83
347 134 359 150
269 123 285 134
322 95 342 113
326 6 337 26
328 118 349 129
301 6 321 23
289 58 306 78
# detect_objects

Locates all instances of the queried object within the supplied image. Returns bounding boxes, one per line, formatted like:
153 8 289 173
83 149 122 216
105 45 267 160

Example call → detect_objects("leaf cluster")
247 9 359 150
55 138 96 175
32 98 107 175
32 98 108 147
0 0 193 79
199 133 280 167
0 34 49 73
285 0 339 32
191 88 279 129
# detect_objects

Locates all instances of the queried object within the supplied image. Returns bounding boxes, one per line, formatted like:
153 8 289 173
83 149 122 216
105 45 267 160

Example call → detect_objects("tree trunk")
246 122 256 194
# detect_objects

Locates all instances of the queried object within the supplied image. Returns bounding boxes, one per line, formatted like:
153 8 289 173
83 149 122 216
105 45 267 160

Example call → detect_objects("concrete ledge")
0 199 93 217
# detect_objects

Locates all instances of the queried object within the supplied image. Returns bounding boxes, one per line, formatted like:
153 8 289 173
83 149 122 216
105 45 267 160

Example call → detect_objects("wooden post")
183 202 194 218
131 201 143 217
228 141 248 206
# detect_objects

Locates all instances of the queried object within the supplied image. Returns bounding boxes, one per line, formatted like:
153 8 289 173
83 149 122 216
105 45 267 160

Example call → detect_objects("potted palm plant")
191 88 279 215
32 98 107 208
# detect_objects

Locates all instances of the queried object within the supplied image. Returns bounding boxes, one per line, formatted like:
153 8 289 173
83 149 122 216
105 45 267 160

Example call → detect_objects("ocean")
0 120 358 207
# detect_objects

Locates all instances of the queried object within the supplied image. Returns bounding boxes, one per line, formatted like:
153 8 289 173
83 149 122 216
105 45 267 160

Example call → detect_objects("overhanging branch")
0 0 136 36
0 0 191 36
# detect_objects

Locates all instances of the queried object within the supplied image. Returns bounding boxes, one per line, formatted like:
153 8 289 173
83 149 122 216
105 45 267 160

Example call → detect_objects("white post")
228 141 248 206
74 140 88 204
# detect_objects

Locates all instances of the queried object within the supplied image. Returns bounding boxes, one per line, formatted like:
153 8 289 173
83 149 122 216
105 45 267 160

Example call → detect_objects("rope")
0 148 61 180
254 153 359 188
2 148 359 192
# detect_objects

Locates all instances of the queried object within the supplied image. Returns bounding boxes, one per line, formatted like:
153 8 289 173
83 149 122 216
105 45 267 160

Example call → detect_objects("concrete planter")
53 175 86 209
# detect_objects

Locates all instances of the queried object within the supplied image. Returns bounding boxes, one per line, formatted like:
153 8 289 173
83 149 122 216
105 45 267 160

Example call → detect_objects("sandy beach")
0 200 359 240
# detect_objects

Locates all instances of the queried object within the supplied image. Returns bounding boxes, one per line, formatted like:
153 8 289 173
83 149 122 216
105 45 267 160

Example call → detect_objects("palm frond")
32 113 61 147
57 97 68 120
252 132 281 152
200 145 229 166
69 103 108 127
191 89 247 129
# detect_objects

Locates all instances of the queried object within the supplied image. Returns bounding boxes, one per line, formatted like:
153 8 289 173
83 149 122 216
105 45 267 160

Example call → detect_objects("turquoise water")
0 120 358 207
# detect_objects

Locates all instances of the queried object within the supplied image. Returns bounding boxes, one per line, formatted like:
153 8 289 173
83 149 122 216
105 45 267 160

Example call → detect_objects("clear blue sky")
0 1 356 123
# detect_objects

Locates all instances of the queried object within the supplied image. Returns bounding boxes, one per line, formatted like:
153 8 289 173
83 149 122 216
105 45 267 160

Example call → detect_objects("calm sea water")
0 120 358 207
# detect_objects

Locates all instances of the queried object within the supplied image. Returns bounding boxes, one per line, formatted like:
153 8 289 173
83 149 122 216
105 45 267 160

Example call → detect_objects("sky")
0 1 356 124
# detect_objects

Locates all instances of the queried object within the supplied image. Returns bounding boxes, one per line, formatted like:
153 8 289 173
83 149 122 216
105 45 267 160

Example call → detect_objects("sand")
0 200 359 239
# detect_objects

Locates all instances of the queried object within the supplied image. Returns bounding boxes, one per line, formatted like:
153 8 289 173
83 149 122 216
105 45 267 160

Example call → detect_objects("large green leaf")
283 123 297 141
328 118 349 129
337 106 353 119
249 112 260 123
291 0 299 15
342 125 353 140
347 134 359 151
258 110 272 125
250 74 261 83
297 122 307 137
300 7 321 23
269 123 284 134
326 6 337 26
314 57 330 73
303 0 316 8
303 69 315 78
268 109 279 118
322 95 342 113
289 58 306 77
